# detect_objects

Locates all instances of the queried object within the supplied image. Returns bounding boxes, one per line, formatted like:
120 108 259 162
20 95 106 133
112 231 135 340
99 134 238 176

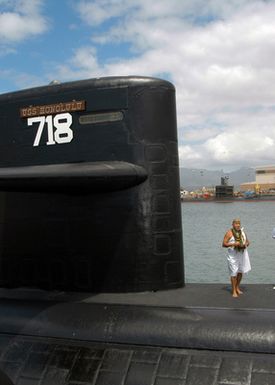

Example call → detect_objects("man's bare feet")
236 288 243 295
232 292 239 298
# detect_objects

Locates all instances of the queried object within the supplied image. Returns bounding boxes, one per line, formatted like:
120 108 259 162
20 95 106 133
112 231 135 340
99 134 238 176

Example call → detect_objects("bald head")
232 219 241 230
232 219 241 225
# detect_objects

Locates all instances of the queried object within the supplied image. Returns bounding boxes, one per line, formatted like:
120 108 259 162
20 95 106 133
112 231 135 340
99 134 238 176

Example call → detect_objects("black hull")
1 284 275 384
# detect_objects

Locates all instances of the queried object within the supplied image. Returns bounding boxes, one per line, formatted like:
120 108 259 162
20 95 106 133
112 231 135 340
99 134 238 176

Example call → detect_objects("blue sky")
1 0 275 171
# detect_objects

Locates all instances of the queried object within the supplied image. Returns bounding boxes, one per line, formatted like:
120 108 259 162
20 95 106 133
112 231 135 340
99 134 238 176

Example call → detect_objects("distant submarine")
0 76 274 384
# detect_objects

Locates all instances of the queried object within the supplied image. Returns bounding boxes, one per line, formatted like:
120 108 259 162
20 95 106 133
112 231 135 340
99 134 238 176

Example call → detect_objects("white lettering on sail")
27 113 73 147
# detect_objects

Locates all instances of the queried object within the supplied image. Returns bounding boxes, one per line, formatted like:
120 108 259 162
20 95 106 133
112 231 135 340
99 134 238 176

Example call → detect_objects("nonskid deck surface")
77 283 275 309
0 283 274 309
1 334 275 385
1 284 275 385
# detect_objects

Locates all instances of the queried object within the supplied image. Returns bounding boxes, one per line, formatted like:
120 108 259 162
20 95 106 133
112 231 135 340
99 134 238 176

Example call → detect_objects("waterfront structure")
240 165 275 192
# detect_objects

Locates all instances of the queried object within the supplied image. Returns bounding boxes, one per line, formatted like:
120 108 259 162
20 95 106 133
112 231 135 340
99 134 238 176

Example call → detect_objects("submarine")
0 76 274 384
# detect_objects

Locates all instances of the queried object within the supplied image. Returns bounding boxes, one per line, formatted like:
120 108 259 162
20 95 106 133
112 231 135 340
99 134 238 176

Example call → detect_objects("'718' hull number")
27 113 73 147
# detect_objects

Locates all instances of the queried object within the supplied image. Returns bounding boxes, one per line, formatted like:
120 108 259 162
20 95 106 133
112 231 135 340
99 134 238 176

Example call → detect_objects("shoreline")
181 197 275 202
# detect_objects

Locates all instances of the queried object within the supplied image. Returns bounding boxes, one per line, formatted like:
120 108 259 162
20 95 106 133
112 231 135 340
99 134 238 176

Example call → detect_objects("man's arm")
222 230 240 248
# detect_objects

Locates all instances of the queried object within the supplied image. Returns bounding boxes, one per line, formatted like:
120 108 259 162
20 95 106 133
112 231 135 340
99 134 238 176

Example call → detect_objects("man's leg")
231 276 238 297
236 272 243 294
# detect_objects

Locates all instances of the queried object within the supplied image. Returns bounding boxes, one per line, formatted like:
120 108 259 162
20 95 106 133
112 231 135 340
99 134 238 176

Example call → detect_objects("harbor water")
181 201 275 283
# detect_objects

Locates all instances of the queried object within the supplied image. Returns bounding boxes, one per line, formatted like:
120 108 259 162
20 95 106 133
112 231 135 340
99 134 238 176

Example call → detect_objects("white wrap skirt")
227 235 251 277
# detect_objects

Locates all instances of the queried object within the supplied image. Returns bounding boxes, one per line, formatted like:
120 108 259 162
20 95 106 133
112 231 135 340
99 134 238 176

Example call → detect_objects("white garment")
272 227 275 239
226 228 251 276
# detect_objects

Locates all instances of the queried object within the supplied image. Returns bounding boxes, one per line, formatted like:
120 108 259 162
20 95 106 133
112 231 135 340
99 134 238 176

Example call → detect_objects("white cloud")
76 0 253 28
76 0 133 26
0 0 48 43
56 0 275 169
178 108 275 169
205 130 275 165
0 67 46 91
182 126 221 142
179 145 202 161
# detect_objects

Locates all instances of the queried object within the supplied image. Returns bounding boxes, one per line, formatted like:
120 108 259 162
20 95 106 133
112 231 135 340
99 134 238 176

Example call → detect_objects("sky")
1 0 275 171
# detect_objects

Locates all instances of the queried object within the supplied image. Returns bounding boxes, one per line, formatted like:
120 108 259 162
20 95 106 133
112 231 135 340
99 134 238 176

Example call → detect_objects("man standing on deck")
222 219 251 297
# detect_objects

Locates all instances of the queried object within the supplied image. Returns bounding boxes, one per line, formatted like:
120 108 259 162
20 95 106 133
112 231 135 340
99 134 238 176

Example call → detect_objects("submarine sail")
0 76 183 293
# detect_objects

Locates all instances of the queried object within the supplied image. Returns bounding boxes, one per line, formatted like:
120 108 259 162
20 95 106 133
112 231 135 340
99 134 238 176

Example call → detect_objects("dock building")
240 165 275 192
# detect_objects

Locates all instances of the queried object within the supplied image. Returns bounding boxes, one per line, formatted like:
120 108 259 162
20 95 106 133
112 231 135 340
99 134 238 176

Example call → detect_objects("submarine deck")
1 284 275 384
1 283 274 309
74 283 275 309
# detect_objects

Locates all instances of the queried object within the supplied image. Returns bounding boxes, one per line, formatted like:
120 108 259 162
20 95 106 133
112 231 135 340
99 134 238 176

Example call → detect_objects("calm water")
181 201 275 283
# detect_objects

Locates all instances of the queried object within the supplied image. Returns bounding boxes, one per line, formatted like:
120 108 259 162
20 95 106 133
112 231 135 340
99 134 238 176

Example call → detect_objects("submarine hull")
1 285 275 384
0 77 274 384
